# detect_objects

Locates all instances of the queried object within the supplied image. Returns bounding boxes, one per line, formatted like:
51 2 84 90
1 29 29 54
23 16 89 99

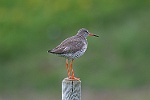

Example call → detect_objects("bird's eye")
84 30 88 33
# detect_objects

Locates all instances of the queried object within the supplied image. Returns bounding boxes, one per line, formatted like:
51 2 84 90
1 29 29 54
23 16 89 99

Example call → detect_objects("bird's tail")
47 50 52 53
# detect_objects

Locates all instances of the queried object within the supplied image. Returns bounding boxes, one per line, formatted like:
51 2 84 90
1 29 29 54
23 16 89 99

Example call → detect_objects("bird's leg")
71 69 80 80
66 59 70 78
69 59 74 78
69 59 80 80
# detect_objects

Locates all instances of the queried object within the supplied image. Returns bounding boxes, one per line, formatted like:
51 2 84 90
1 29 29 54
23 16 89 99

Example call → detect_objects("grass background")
0 0 150 100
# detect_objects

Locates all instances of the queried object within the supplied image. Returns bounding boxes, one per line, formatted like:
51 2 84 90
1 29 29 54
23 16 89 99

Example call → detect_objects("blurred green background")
0 0 150 100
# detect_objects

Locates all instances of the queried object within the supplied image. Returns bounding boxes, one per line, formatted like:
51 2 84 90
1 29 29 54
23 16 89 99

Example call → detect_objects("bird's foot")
70 76 80 81
69 69 80 80
67 76 80 80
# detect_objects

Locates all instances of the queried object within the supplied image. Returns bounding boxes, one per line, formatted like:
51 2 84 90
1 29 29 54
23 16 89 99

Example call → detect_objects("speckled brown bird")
48 28 99 80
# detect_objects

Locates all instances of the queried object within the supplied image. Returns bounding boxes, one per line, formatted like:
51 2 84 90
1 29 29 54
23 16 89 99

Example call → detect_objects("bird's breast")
71 42 87 59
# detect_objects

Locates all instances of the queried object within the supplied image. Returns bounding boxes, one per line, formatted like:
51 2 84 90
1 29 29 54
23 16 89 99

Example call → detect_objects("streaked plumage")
48 28 99 80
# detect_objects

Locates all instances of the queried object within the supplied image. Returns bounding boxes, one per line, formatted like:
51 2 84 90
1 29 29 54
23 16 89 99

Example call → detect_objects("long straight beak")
89 33 99 37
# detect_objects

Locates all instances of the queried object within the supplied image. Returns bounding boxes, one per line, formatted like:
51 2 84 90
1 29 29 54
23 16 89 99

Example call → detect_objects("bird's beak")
89 33 99 37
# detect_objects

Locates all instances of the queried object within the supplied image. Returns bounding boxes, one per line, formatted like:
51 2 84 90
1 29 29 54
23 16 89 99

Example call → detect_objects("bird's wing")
50 39 84 54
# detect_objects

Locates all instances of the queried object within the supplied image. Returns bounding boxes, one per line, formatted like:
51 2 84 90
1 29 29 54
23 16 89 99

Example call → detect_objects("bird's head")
77 28 99 38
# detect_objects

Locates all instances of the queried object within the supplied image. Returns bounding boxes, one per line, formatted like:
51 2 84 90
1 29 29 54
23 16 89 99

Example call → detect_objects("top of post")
62 78 81 82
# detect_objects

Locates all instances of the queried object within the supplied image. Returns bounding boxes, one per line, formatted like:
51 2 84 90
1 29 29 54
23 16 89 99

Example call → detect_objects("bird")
48 28 99 80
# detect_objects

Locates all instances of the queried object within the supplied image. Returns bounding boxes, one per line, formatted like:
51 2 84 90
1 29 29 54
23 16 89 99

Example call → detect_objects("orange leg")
66 59 70 78
69 59 80 80
69 59 74 75
71 69 80 80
